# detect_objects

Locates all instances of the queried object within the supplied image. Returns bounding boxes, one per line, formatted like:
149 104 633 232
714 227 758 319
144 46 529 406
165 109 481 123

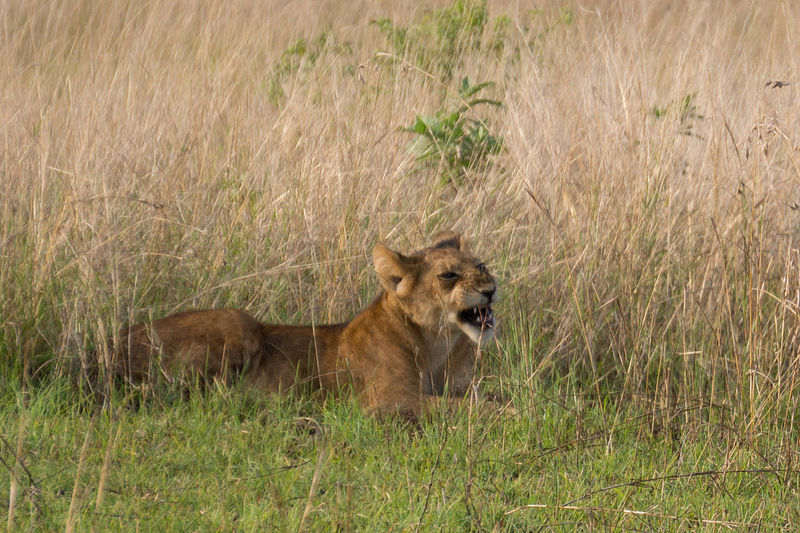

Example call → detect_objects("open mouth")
458 304 494 330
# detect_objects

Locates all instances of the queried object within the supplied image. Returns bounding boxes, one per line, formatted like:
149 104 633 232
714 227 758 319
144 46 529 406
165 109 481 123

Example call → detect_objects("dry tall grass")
2 0 800 432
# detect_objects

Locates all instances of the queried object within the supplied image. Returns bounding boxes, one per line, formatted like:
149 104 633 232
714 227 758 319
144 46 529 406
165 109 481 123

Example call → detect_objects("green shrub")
372 0 488 80
404 77 502 183
651 92 705 137
266 32 353 105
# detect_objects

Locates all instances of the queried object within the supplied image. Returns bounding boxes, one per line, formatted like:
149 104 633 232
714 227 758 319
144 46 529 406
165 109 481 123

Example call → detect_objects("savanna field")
2 0 800 530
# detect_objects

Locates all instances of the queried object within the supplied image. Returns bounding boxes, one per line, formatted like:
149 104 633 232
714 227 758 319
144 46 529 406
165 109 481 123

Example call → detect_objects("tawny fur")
110 231 497 417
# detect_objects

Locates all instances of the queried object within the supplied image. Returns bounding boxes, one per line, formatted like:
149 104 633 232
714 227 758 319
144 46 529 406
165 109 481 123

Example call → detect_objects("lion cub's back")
115 308 264 379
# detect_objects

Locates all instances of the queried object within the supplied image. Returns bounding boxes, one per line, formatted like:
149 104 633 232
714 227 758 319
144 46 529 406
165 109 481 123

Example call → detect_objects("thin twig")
503 502 773 528
564 468 799 506
0 433 37 490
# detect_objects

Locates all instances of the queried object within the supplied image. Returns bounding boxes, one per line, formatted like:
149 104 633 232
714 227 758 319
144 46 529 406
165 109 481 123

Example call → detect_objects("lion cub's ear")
431 231 468 252
373 244 420 298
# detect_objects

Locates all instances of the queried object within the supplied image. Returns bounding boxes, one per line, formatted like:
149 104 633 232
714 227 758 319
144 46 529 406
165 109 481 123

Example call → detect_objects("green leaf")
459 80 494 99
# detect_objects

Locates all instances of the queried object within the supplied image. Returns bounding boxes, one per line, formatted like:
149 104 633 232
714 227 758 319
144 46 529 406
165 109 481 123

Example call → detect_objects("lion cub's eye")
438 271 459 281
476 263 488 273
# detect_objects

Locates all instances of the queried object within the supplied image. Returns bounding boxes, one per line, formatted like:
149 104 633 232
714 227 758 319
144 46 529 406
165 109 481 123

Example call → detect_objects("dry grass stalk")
298 442 329 531
65 414 97 533
94 409 123 513
1 0 799 438
6 410 27 533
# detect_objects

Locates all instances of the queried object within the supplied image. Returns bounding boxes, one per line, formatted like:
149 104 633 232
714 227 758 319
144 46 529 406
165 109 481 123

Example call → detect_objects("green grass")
3 0 800 529
3 368 798 531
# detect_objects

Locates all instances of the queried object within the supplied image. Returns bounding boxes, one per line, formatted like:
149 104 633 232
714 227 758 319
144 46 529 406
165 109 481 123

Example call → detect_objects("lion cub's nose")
482 288 495 302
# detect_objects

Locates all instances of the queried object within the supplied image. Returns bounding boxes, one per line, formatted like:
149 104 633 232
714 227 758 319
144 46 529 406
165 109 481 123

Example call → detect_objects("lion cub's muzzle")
457 287 496 332
457 304 494 329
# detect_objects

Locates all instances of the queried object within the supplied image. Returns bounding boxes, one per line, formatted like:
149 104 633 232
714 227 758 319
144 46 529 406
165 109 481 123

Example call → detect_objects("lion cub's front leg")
364 364 482 422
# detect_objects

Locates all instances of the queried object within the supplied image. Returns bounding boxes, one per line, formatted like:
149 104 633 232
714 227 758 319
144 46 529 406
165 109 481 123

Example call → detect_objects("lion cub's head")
372 231 497 345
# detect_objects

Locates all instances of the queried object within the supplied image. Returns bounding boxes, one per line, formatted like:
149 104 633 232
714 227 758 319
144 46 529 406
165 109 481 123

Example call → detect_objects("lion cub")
111 231 497 417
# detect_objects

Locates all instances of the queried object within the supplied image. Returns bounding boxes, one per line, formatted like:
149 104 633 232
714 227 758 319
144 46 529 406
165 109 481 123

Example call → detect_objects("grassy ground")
2 378 798 531
3 0 800 530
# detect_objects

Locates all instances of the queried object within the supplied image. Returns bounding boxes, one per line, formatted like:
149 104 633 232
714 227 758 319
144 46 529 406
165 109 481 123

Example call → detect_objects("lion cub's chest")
425 334 455 374
418 331 472 395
